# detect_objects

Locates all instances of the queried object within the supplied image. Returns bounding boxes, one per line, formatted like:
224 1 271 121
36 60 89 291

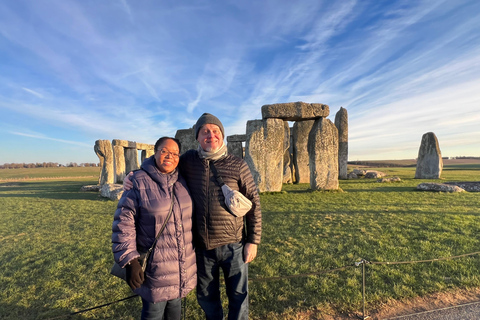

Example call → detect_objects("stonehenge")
94 139 154 184
95 101 348 194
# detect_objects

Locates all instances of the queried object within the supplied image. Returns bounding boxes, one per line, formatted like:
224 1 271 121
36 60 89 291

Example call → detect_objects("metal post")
363 261 367 319
355 259 370 319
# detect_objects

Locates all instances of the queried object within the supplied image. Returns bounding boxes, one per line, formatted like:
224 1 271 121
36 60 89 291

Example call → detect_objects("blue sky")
1 0 479 165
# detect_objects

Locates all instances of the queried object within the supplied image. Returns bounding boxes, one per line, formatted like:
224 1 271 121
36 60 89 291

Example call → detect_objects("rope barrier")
44 250 480 319
46 294 138 319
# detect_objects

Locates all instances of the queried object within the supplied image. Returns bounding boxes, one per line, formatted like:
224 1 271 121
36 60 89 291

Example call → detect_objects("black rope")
249 264 355 282
369 251 480 265
44 251 480 319
46 294 138 319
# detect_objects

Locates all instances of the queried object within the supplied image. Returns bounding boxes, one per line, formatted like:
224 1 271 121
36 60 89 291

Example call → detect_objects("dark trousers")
196 242 249 320
141 298 182 320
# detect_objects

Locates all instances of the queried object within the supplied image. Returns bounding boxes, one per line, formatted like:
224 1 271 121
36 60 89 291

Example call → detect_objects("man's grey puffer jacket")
112 156 196 303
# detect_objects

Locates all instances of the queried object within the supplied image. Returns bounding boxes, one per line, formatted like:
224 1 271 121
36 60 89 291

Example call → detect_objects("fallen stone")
80 185 101 192
416 183 465 193
100 183 124 200
365 171 386 179
377 177 402 183
347 172 358 179
444 182 480 192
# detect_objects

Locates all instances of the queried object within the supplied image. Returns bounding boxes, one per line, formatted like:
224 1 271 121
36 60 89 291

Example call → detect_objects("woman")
112 137 196 320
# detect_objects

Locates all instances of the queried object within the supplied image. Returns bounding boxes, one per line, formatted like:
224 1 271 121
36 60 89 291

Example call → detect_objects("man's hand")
123 171 134 191
244 243 258 264
126 259 144 290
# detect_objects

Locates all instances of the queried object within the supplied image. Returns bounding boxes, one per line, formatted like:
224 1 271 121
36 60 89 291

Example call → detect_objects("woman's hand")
126 259 144 290
123 172 134 191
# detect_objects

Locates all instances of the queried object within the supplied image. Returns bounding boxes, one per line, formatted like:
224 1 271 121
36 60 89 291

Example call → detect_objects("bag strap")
147 189 175 255
209 161 225 186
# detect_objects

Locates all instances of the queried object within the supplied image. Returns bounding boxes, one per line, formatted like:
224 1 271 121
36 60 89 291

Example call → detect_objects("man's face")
197 123 224 152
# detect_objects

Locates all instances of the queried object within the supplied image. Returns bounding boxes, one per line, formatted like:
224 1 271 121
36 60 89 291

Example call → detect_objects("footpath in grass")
0 164 479 319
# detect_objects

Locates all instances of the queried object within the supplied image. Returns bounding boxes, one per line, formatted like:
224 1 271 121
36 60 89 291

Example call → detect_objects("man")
125 113 261 320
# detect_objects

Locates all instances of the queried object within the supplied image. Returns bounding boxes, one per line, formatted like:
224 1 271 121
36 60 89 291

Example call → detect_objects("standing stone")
112 140 127 183
94 140 114 185
292 120 315 183
140 145 155 163
245 118 285 192
308 118 339 190
124 148 139 174
262 101 330 120
415 132 443 179
335 107 348 179
175 127 198 154
282 123 293 184
227 134 246 159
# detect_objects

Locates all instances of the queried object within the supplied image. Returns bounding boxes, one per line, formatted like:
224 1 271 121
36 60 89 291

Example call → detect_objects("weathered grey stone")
416 182 465 193
377 177 402 183
308 118 339 190
80 185 101 192
245 118 285 192
227 141 243 159
352 169 367 176
227 134 246 158
282 123 293 184
347 172 359 179
94 140 114 185
112 139 130 148
365 171 386 179
262 101 329 121
415 132 443 179
292 120 315 183
140 149 153 164
175 127 198 154
124 148 139 173
113 144 126 183
227 134 247 142
100 183 124 200
445 182 480 192
335 107 348 179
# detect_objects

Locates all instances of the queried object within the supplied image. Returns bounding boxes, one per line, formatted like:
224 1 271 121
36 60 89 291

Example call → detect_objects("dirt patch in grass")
289 288 480 319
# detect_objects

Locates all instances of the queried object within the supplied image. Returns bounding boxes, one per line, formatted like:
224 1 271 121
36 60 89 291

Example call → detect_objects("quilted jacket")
179 150 261 250
112 156 196 303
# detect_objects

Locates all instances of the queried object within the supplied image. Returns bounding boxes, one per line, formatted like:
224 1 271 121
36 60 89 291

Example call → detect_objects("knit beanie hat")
194 113 225 139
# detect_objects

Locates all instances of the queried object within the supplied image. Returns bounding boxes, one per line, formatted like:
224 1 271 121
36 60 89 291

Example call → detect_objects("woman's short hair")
154 137 181 152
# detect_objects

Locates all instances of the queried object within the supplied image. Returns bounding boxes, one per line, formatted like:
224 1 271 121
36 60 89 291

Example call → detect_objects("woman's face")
154 139 180 173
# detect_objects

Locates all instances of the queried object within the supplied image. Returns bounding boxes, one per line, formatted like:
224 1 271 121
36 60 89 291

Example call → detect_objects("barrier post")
355 259 370 319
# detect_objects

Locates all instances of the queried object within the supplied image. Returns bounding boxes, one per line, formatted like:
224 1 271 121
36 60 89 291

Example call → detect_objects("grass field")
0 163 479 319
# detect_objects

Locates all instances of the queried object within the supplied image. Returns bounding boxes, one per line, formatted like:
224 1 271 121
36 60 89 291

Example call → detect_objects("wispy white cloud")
22 87 44 98
9 130 92 147
0 0 479 163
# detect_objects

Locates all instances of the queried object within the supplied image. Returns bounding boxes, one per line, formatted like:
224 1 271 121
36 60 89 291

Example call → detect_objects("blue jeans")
196 242 249 320
141 298 182 320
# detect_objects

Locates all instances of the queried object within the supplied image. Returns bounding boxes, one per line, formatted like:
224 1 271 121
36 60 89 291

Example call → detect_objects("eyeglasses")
159 149 180 159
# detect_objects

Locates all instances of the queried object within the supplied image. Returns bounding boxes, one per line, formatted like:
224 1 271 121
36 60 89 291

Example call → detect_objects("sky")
1 0 479 165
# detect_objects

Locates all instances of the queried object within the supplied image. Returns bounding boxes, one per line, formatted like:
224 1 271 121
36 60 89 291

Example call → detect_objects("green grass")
0 167 100 180
0 164 479 319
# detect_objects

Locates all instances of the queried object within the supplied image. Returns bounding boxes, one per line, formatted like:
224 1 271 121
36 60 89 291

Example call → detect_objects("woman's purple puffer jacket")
112 156 196 303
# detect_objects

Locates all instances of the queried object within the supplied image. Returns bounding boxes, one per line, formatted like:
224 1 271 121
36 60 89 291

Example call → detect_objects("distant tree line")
0 162 99 169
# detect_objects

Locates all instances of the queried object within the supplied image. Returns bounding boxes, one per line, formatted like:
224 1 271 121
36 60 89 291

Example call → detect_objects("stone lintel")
261 101 329 121
227 134 247 142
